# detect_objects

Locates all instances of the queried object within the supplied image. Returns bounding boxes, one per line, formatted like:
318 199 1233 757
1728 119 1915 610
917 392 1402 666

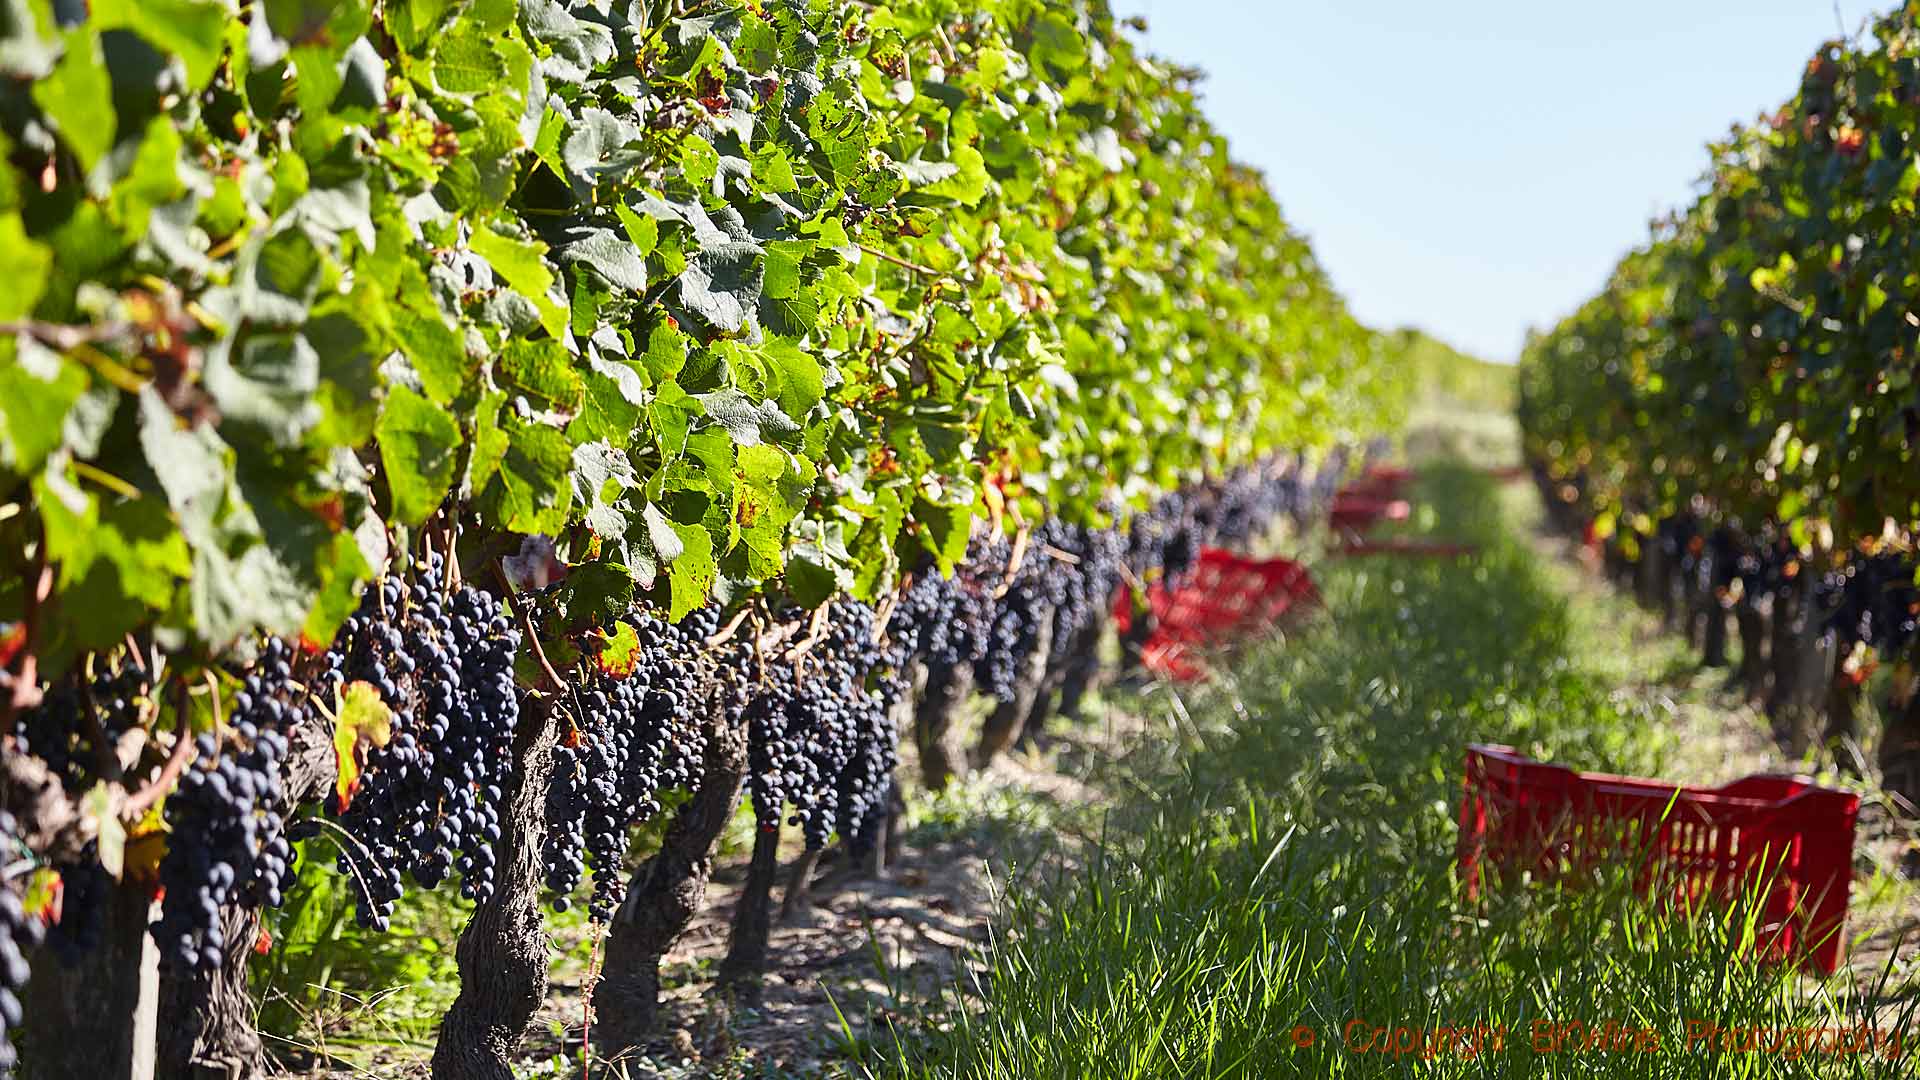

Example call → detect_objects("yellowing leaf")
332 680 394 811
591 619 642 678
23 867 62 925
123 801 168 885
84 782 126 879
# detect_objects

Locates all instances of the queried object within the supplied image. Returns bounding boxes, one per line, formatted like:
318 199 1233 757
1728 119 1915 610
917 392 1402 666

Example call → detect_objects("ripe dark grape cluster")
1821 552 1920 653
739 603 895 851
1209 458 1308 546
1124 453 1323 587
7 659 149 980
1699 525 1741 598
1046 523 1125 655
0 813 43 1073
153 638 301 971
11 660 148 795
743 664 801 831
323 554 521 927
1310 446 1351 506
543 609 715 920
971 535 1064 702
41 851 106 964
921 545 995 676
805 603 894 851
830 679 897 856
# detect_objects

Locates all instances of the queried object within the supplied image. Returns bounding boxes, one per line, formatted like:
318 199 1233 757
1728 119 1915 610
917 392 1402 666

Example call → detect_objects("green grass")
1395 328 1516 415
1391 328 1519 469
871 462 1920 1079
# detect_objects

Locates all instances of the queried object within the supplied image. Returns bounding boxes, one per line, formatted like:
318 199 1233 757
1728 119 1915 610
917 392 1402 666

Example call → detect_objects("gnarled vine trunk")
1734 596 1769 703
972 603 1054 769
861 665 923 879
20 877 158 1080
593 682 746 1062
155 906 262 1080
1765 576 1833 758
1698 590 1729 669
1823 669 1863 775
1633 539 1664 613
1878 670 1920 816
430 696 561 1080
1117 595 1156 678
1049 615 1107 731
778 849 823 923
716 821 782 999
913 664 971 791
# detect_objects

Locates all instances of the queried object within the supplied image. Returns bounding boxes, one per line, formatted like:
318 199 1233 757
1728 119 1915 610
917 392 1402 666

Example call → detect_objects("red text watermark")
1293 1018 1909 1060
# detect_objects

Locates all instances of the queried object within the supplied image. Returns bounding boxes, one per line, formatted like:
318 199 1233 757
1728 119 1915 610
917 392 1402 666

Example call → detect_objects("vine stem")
495 561 566 692
0 318 137 349
993 526 1031 599
581 921 607 1080
121 682 198 821
704 605 753 648
855 242 946 278
3 557 54 721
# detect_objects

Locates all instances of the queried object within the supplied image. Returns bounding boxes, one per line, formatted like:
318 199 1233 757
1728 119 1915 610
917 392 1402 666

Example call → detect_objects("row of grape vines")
0 0 1409 1076
1518 1 1920 809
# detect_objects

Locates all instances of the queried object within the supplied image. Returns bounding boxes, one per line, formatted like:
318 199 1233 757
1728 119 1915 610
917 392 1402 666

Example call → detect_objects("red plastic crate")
1344 465 1416 498
1331 538 1479 559
1457 744 1859 974
1329 494 1411 531
1113 547 1319 681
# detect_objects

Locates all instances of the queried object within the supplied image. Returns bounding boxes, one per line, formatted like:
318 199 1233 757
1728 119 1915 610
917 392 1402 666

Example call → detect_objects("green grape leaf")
548 560 634 631
300 530 372 650
648 379 699 459
923 145 988 206
665 519 716 621
203 332 323 446
464 388 510 497
471 223 568 340
642 321 690 383
500 338 585 413
429 23 507 95
1028 11 1087 73
33 29 115 174
764 338 825 419
556 227 648 292
679 241 764 333
786 519 852 607
92 0 227 90
0 214 51 319
84 783 125 878
0 339 86 474
386 0 458 52
570 439 636 540
696 388 798 448
376 386 461 527
480 418 574 535
389 299 470 405
913 494 973 575
34 478 190 659
562 107 647 184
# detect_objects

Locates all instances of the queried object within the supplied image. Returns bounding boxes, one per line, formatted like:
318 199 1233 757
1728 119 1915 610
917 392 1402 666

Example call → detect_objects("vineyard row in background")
0 0 1413 1076
1520 0 1920 813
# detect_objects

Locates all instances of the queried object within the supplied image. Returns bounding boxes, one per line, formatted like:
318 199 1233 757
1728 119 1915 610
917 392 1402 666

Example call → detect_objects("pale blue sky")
1110 1 1856 362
